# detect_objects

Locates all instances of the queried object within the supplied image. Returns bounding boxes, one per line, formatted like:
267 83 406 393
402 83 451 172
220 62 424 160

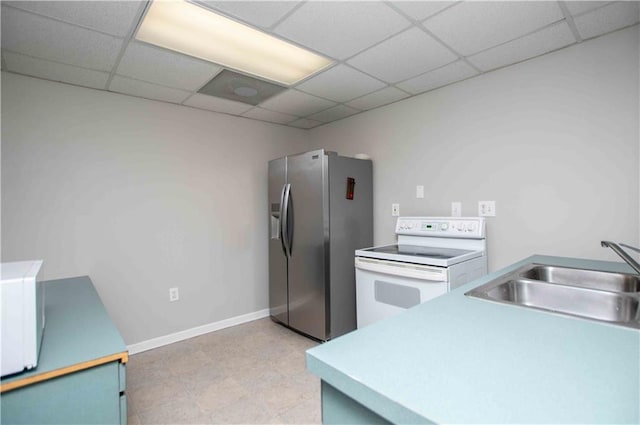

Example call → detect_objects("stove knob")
458 223 466 231
467 222 477 232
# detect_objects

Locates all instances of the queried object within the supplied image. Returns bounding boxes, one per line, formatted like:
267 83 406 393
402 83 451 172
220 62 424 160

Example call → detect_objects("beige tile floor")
126 318 321 424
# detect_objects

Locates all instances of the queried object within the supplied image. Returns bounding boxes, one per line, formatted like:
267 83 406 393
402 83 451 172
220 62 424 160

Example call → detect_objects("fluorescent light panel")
136 0 333 86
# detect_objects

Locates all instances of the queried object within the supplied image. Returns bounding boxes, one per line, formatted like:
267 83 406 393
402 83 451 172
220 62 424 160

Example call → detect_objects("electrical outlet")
416 185 424 199
478 201 496 217
169 287 179 302
392 203 400 217
451 202 462 217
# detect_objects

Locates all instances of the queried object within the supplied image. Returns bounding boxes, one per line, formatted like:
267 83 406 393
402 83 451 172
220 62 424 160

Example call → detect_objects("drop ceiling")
1 1 638 129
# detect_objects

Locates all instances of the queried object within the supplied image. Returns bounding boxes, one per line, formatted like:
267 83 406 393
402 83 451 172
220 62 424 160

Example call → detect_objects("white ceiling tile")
308 105 360 123
259 89 336 116
468 22 575 72
242 108 298 124
110 76 192 104
200 1 301 28
1 6 123 71
390 1 458 21
573 1 640 40
117 42 222 91
273 2 410 60
288 118 324 129
564 1 612 17
6 0 627 128
396 60 478 95
3 1 143 37
296 65 386 103
347 27 457 83
346 87 410 110
3 51 109 89
183 93 253 115
424 1 564 55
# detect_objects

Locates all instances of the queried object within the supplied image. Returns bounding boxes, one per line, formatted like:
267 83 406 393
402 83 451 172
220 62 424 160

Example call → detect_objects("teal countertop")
1 276 128 389
306 255 640 424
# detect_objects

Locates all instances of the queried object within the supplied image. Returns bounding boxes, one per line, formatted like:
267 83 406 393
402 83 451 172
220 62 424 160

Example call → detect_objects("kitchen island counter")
306 255 640 424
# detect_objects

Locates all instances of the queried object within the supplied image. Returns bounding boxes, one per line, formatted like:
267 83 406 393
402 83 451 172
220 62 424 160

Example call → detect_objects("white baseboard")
127 308 270 355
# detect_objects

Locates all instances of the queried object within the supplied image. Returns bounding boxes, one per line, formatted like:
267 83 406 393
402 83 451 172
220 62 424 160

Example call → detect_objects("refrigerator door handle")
286 185 293 257
279 184 288 256
281 183 292 258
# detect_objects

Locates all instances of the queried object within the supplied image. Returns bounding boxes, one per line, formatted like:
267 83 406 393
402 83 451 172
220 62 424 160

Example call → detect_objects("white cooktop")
356 217 486 267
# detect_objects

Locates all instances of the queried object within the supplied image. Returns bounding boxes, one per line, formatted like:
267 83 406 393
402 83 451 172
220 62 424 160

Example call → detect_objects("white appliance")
1 260 45 377
355 217 487 328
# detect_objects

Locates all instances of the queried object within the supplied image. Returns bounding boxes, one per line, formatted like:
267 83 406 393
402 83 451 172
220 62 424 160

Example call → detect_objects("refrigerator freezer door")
287 150 328 340
268 157 288 325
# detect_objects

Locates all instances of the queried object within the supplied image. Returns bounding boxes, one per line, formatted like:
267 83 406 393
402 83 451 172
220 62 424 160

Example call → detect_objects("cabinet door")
322 381 391 425
1 362 121 424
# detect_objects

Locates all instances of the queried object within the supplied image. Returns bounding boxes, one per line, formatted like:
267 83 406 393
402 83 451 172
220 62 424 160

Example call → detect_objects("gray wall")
309 26 640 271
1 73 306 344
1 25 638 346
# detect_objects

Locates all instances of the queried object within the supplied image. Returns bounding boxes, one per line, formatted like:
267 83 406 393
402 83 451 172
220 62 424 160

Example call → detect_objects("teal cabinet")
2 362 122 424
1 277 128 425
321 382 391 425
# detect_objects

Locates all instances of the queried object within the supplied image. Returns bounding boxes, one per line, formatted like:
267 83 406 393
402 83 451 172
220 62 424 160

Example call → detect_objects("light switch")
392 203 400 216
416 185 424 198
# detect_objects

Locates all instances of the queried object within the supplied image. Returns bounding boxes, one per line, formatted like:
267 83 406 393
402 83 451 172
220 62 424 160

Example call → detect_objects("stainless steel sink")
520 265 640 293
466 264 640 329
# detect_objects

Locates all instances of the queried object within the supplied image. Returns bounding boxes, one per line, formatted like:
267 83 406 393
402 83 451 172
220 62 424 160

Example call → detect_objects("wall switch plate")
416 185 424 198
392 203 400 216
478 201 496 217
169 287 179 302
451 202 462 217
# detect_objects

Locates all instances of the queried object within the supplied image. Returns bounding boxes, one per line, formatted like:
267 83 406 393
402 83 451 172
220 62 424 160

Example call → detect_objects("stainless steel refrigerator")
268 149 372 341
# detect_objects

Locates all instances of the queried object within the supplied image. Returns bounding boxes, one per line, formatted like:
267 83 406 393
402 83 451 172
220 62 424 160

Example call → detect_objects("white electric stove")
355 217 487 328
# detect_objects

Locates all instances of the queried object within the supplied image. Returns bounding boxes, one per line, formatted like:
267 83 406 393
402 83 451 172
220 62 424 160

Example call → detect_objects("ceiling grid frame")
558 1 584 42
1 0 637 129
383 1 483 74
104 1 151 90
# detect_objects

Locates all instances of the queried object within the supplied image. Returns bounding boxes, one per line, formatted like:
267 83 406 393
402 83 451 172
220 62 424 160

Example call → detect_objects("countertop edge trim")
0 351 128 393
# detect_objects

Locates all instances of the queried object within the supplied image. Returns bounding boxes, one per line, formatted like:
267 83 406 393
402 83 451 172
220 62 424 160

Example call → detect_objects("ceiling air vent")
198 70 287 106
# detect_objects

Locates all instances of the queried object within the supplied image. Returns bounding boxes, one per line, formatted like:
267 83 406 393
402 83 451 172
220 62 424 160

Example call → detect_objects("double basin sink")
466 264 640 329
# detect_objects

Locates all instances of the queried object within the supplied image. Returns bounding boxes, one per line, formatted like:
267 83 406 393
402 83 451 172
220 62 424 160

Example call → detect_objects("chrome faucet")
601 241 640 275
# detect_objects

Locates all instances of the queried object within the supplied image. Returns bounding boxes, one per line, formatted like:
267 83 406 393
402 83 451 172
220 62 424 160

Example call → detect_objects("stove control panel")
395 217 485 238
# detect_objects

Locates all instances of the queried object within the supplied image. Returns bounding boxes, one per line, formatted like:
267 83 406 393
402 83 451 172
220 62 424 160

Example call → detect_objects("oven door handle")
355 257 448 282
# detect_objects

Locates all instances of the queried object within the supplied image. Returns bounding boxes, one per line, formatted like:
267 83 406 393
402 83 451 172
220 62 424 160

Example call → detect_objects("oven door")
355 257 449 328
